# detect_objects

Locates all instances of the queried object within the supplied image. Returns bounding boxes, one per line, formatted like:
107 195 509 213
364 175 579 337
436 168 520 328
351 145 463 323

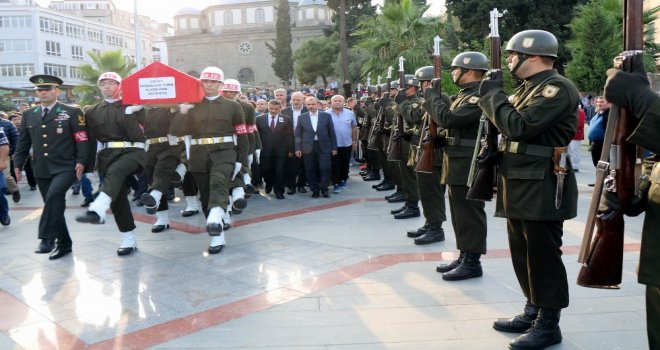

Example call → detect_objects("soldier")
478 30 578 349
14 74 88 260
170 67 249 254
76 72 147 257
139 107 185 233
422 52 489 280
370 84 395 192
601 52 660 350
383 81 407 204
362 86 381 182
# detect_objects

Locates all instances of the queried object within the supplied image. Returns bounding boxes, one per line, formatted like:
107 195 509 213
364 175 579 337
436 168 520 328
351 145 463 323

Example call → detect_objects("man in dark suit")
14 74 88 260
295 96 337 198
281 91 308 194
256 99 293 199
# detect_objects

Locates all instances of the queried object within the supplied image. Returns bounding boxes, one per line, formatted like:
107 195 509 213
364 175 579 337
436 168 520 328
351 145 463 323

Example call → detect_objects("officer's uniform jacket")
15 102 89 177
84 100 146 174
479 69 579 221
423 82 482 184
170 96 249 173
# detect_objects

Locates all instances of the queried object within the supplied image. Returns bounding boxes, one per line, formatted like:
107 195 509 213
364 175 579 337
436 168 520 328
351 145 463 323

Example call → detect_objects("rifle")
466 8 504 201
387 56 406 161
367 76 385 150
577 0 643 289
415 36 442 173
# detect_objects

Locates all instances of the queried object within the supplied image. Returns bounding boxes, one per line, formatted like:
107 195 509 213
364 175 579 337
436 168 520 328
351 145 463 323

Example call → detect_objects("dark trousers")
286 154 306 189
400 143 419 207
377 149 391 181
416 167 446 225
20 158 37 187
192 161 234 216
507 219 569 309
0 173 7 217
262 153 287 194
251 161 263 187
100 154 143 232
448 184 487 254
181 171 198 196
36 171 75 248
367 149 380 172
590 140 603 167
648 286 660 350
303 142 331 192
388 160 403 192
331 146 352 184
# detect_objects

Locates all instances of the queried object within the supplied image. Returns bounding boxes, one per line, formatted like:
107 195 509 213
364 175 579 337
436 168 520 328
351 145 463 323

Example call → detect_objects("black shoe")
385 191 400 200
321 189 329 198
11 190 20 203
312 191 320 198
245 183 255 198
207 223 223 236
442 253 482 280
151 224 169 233
276 193 285 199
140 193 158 214
387 193 406 203
394 207 420 219
436 251 465 273
76 211 104 224
117 246 136 256
233 197 247 211
509 309 562 350
287 188 296 195
375 183 395 191
297 186 307 193
223 222 231 231
0 215 10 226
181 209 199 217
80 197 93 207
359 170 370 176
414 225 445 244
587 183 595 187
72 187 80 195
35 239 55 254
265 184 273 194
363 174 381 181
372 180 387 189
390 205 407 215
208 244 224 254
30 186 37 191
493 302 539 333
407 222 429 238
49 246 72 260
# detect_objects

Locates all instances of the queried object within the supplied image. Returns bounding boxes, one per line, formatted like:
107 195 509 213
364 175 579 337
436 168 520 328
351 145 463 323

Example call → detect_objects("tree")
73 49 136 107
293 34 339 86
266 0 294 86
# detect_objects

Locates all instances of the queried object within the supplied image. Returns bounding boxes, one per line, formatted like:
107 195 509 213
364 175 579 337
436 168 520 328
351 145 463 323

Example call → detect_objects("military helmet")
222 78 241 92
367 85 378 94
380 83 388 91
97 72 122 84
404 74 419 87
200 66 224 82
451 52 489 71
389 81 399 89
505 30 558 58
414 66 434 82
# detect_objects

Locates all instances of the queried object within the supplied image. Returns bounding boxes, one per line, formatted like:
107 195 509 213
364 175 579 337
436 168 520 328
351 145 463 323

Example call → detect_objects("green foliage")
294 34 339 86
0 97 17 112
326 0 376 47
344 47 371 85
73 49 136 107
266 0 294 85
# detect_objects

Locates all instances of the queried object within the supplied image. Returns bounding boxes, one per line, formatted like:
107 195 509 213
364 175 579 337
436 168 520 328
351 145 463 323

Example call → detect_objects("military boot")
493 302 538 333
394 206 420 219
390 205 407 215
387 193 406 203
442 252 482 280
407 221 429 238
509 308 562 350
436 251 465 273
413 223 444 243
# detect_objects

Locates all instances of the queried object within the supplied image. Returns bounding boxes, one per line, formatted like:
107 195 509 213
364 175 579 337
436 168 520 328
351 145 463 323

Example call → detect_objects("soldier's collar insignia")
542 84 560 98
468 96 480 104
412 103 419 108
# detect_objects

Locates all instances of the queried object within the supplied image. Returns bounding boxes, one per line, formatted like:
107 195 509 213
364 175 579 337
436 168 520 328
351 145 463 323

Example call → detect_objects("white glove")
231 162 242 181
254 149 261 164
247 154 254 168
125 105 144 115
179 103 194 114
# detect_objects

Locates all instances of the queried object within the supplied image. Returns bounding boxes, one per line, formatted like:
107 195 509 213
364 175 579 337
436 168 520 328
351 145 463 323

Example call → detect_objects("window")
0 63 34 77
45 41 62 56
106 33 123 46
70 66 83 79
44 63 67 77
178 18 187 29
0 16 32 28
66 23 85 39
40 17 64 35
0 40 33 52
255 8 265 24
91 48 101 56
224 11 233 25
88 29 103 43
71 45 83 60
190 17 199 28
238 67 255 86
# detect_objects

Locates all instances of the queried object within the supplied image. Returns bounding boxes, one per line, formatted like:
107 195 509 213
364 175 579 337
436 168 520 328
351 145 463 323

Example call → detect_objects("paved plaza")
0 148 650 349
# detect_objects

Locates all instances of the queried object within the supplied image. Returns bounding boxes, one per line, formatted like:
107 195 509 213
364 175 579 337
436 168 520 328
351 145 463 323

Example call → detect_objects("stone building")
166 0 333 89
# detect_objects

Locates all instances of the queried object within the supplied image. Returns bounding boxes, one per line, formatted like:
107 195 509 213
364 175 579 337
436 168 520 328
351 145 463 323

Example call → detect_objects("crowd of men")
2 28 658 350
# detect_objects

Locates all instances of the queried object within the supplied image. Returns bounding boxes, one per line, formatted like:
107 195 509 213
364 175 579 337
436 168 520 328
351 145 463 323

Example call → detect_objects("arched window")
238 68 255 86
255 8 265 24
224 11 233 25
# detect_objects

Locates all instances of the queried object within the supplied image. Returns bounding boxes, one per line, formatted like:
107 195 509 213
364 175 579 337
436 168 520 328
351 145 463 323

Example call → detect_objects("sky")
35 0 446 24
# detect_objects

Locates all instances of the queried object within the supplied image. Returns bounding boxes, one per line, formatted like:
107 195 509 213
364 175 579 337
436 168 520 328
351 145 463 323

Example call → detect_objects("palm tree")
73 49 136 107
352 0 441 78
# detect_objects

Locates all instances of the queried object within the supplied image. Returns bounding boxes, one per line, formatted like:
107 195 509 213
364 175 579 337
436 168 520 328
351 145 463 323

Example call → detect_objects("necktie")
270 116 276 130
42 107 49 120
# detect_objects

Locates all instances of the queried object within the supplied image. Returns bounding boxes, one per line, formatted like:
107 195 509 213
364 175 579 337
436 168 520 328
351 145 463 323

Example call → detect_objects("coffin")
122 62 203 105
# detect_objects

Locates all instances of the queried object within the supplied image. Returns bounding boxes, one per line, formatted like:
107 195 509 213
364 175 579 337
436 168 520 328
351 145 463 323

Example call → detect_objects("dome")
298 0 326 5
175 7 201 17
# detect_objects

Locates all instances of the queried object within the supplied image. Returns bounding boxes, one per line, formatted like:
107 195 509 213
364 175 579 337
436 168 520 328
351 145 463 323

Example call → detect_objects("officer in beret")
14 74 88 260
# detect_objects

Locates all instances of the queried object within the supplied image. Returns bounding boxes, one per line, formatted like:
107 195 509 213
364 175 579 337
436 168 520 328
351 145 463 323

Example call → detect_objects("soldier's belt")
104 141 146 149
446 137 476 147
146 137 169 145
499 140 553 157
190 136 236 146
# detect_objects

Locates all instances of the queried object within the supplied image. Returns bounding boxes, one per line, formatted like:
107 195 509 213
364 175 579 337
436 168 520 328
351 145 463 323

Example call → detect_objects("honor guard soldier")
139 107 185 233
362 86 381 181
383 81 407 204
478 30 578 349
170 67 249 254
371 83 395 192
422 52 489 280
76 72 146 256
602 52 660 350
14 74 88 260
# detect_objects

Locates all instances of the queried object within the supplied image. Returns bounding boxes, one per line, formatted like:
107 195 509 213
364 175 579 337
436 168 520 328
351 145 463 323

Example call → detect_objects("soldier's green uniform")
15 76 89 256
394 92 421 218
383 93 405 199
479 30 578 350
369 86 394 190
